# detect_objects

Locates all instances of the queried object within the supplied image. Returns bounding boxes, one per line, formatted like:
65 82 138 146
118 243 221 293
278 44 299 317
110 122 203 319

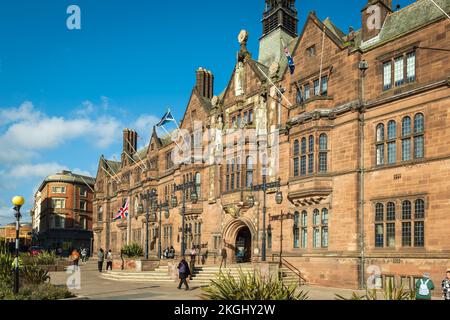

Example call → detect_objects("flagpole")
124 136 149 170
318 24 326 94
158 123 186 155
429 0 450 19
78 175 95 193
101 166 121 184
123 145 147 172
255 65 293 109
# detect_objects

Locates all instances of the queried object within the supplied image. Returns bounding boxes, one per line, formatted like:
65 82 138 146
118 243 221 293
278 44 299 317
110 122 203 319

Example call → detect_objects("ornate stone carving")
256 95 268 134
235 62 245 96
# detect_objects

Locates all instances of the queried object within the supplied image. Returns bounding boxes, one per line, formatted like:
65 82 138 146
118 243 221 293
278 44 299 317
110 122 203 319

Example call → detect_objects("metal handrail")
280 257 307 285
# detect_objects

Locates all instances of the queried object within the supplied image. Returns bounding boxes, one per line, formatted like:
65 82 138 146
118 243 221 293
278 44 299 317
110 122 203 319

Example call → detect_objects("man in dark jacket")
177 257 191 291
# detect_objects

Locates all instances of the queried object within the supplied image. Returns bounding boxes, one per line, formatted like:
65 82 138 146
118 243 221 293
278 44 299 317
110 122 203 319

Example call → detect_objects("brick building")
93 0 450 290
31 170 95 253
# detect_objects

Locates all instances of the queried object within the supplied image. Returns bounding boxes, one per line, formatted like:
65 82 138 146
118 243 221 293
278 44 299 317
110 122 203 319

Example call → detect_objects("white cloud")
134 114 159 136
75 100 95 116
0 206 14 226
1 162 68 179
0 101 42 126
0 103 122 165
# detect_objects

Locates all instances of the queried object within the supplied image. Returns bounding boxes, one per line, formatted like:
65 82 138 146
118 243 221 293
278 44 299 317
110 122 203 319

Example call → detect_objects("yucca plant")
21 262 51 285
34 251 57 266
335 278 415 300
201 269 309 300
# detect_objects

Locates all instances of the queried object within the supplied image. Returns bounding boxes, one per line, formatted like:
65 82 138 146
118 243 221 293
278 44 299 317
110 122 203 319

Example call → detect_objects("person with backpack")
416 272 435 300
442 269 450 301
177 257 191 291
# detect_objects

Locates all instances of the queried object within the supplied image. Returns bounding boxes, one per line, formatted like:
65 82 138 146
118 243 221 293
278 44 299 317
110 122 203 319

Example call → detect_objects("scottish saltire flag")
156 109 176 127
284 47 295 75
113 199 129 221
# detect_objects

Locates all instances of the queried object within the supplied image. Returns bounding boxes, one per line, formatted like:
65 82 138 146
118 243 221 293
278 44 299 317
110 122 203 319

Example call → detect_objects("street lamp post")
270 211 294 267
171 181 198 257
12 196 25 295
247 177 283 262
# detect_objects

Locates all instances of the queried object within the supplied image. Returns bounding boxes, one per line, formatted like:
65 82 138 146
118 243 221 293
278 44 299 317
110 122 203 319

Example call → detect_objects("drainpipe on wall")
358 59 368 289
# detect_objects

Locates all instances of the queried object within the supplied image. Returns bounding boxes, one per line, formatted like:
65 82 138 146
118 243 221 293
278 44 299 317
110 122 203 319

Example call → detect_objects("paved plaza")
49 260 364 300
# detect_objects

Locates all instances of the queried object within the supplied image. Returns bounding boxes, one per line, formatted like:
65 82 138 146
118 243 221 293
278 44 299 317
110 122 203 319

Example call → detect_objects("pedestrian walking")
71 249 80 266
415 272 435 300
219 246 227 270
98 248 105 273
106 250 113 271
177 257 191 291
442 269 450 301
81 248 87 263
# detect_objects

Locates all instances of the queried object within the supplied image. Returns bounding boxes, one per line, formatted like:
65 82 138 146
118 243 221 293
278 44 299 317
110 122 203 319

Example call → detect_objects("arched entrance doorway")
235 226 252 263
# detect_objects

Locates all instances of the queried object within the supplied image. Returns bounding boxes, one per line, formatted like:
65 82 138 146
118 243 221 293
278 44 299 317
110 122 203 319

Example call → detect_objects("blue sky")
0 0 416 225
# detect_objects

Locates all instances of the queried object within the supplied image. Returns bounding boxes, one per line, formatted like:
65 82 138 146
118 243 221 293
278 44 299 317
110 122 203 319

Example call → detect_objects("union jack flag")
113 199 129 221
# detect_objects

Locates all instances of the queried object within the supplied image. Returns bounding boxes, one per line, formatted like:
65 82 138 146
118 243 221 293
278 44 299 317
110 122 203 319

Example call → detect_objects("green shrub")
0 283 74 300
34 251 57 266
21 262 51 285
121 243 144 258
201 269 309 300
0 253 15 287
335 278 415 300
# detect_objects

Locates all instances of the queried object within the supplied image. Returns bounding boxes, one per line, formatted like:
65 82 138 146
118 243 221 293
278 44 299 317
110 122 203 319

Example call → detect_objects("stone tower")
258 0 299 67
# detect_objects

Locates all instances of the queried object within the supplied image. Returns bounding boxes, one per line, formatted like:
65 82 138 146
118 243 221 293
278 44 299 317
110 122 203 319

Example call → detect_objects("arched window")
402 117 412 161
375 203 384 221
376 124 385 166
321 208 329 248
313 209 320 248
402 200 412 247
308 135 314 174
414 113 425 159
246 156 254 188
402 117 411 136
293 212 300 248
301 138 307 176
402 200 411 220
195 172 201 198
414 199 425 247
293 140 300 177
387 121 397 164
301 211 307 248
387 202 396 220
319 134 328 173
388 121 396 140
322 208 329 225
97 206 103 222
376 124 385 142
415 199 425 219
414 113 424 133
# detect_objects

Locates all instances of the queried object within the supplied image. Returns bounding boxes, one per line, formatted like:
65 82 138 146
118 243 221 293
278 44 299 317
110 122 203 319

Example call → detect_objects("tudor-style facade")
93 0 450 290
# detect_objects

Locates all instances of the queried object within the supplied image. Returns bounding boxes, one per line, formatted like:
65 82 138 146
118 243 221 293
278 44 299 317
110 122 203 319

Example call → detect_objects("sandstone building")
93 0 450 289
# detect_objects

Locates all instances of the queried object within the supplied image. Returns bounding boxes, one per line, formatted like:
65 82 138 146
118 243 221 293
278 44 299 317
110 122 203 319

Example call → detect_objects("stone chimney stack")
361 0 392 43
196 68 214 99
123 129 137 155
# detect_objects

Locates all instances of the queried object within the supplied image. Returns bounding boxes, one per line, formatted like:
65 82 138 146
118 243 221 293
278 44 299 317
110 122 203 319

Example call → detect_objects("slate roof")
359 0 450 49
38 170 95 192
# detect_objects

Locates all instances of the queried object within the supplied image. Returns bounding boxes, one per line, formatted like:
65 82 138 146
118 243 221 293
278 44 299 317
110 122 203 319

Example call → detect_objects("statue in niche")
209 167 215 199
234 62 245 96
256 95 267 134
